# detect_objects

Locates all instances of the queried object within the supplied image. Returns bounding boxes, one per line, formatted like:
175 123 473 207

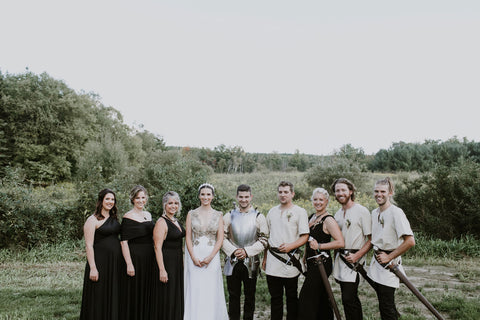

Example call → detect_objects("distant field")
210 171 380 215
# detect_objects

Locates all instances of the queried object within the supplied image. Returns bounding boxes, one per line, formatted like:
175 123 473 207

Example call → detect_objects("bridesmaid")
80 188 123 320
120 185 156 320
298 187 345 320
152 191 186 319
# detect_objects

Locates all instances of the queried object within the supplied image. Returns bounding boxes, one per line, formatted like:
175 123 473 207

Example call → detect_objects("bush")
305 157 368 192
0 171 81 248
396 160 480 239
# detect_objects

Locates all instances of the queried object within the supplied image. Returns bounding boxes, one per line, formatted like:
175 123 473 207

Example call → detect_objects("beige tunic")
265 204 309 278
333 203 371 282
367 205 413 288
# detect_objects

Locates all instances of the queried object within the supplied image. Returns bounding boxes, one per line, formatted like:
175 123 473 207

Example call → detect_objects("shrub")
305 157 368 192
396 159 480 239
0 171 81 248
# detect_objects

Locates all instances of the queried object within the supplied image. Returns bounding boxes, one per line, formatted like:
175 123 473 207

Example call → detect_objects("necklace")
163 214 177 223
310 212 327 227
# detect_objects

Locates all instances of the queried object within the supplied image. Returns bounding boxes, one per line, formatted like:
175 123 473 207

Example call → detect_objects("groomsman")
262 181 309 320
332 178 372 320
367 177 415 320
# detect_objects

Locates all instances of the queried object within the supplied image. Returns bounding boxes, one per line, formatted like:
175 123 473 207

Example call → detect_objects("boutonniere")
379 217 384 227
286 212 292 222
346 219 351 228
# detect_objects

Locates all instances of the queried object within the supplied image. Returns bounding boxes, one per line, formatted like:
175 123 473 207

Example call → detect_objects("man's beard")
336 194 351 205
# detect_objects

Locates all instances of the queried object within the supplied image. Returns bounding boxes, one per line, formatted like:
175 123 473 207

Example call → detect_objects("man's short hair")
237 184 252 195
278 181 294 193
331 178 356 201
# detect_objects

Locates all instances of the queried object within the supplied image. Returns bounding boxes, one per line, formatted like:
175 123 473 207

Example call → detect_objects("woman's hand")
200 255 213 266
159 269 168 283
89 268 99 282
126 263 135 277
309 239 319 250
192 256 203 267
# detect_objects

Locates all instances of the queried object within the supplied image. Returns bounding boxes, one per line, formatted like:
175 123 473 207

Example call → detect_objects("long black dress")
152 216 186 319
80 216 123 320
120 218 156 320
298 215 335 320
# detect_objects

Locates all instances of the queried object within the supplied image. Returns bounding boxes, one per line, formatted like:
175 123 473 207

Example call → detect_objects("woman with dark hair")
80 188 123 320
120 185 156 320
184 183 228 320
152 191 186 319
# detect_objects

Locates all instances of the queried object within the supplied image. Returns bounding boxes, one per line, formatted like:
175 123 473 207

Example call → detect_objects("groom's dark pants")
227 262 257 320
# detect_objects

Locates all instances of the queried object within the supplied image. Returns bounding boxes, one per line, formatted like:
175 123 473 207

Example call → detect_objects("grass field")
1 239 479 320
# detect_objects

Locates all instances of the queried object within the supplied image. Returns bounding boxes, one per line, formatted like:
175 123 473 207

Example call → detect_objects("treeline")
1 70 479 248
180 146 320 173
369 139 480 172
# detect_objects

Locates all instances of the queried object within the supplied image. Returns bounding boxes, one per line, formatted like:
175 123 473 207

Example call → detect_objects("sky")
2 0 479 155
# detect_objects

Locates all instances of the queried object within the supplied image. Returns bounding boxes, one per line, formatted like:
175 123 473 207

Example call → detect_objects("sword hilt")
373 245 395 269
285 248 297 264
307 251 329 261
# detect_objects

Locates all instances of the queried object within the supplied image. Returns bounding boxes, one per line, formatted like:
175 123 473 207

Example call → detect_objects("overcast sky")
2 0 479 155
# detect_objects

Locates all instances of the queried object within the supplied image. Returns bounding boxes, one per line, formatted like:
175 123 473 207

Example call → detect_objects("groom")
223 184 269 320
262 181 309 320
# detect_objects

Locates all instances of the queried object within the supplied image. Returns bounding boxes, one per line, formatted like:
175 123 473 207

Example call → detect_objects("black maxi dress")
80 216 123 320
152 216 186 319
298 215 335 320
120 218 156 320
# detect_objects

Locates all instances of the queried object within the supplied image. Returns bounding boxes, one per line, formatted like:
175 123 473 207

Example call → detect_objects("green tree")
305 157 367 192
289 149 309 172
0 71 100 183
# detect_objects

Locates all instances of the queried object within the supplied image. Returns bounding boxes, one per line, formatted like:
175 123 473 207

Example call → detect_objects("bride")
184 183 228 320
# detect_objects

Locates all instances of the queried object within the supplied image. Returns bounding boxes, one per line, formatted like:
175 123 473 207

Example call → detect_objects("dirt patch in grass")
252 262 480 320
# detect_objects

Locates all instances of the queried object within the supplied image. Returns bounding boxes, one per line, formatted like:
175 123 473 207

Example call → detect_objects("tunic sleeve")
393 207 413 239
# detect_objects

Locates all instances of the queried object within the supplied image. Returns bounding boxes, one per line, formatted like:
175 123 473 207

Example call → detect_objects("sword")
285 248 297 265
338 250 377 289
308 239 342 320
374 247 445 320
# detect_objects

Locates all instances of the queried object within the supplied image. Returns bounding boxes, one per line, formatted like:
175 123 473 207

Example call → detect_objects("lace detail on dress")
190 209 221 246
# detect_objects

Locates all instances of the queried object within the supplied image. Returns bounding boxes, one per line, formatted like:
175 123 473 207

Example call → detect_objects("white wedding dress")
184 209 228 320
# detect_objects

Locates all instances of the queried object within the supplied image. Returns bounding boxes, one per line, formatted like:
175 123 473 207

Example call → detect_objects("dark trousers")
338 275 363 320
372 281 398 320
266 275 299 320
226 263 258 320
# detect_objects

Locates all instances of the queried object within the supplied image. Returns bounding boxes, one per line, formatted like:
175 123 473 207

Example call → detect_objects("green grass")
2 241 480 319
0 289 81 320
408 233 480 260
0 240 84 320
0 260 83 320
